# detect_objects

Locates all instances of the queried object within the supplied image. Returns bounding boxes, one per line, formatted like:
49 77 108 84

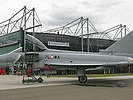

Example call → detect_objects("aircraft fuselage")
38 49 133 67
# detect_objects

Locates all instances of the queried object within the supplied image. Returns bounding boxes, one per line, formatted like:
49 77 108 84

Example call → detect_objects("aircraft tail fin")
104 31 133 55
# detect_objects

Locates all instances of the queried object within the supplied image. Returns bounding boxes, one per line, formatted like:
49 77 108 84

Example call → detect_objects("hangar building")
28 32 115 52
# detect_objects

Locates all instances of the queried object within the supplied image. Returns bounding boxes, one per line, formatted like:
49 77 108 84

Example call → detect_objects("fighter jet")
1 31 133 83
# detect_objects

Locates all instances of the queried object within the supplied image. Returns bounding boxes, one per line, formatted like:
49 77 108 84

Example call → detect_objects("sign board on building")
48 41 69 47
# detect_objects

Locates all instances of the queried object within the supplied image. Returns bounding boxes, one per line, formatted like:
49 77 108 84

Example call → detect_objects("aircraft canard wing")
0 53 22 64
0 47 22 64
12 53 21 64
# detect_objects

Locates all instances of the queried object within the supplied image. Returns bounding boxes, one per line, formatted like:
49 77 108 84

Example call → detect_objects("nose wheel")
38 77 44 83
78 75 87 83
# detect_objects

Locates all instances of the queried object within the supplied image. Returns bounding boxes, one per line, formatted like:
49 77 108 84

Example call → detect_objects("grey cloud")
44 5 81 27
42 0 119 31
50 3 60 9
80 1 92 8
96 0 123 8
78 0 124 30
81 0 123 10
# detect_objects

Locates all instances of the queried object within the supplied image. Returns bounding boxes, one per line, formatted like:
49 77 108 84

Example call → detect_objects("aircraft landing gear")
77 67 87 83
78 75 87 83
22 75 44 83
38 77 44 83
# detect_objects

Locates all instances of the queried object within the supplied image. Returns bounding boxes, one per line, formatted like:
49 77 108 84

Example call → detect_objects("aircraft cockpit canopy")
25 34 48 50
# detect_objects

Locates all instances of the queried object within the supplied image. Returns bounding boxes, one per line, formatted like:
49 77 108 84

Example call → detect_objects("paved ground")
0 75 133 100
0 75 78 90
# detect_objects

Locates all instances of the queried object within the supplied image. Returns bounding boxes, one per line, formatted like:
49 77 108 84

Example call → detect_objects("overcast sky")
0 0 132 32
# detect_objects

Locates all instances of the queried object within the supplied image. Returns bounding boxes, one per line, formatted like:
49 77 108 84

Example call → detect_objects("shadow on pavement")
72 79 133 87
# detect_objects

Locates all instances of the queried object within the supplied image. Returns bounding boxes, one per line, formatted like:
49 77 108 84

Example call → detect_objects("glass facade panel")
0 30 22 55
0 44 19 55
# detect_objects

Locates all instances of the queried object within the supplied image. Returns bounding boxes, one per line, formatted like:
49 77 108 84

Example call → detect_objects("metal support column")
23 6 26 76
24 6 26 53
81 17 84 52
124 25 126 36
87 18 89 52
120 24 123 38
32 8 35 76
32 8 35 50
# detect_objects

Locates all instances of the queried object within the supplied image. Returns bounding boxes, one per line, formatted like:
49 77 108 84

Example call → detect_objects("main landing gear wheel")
78 75 87 83
38 77 44 83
